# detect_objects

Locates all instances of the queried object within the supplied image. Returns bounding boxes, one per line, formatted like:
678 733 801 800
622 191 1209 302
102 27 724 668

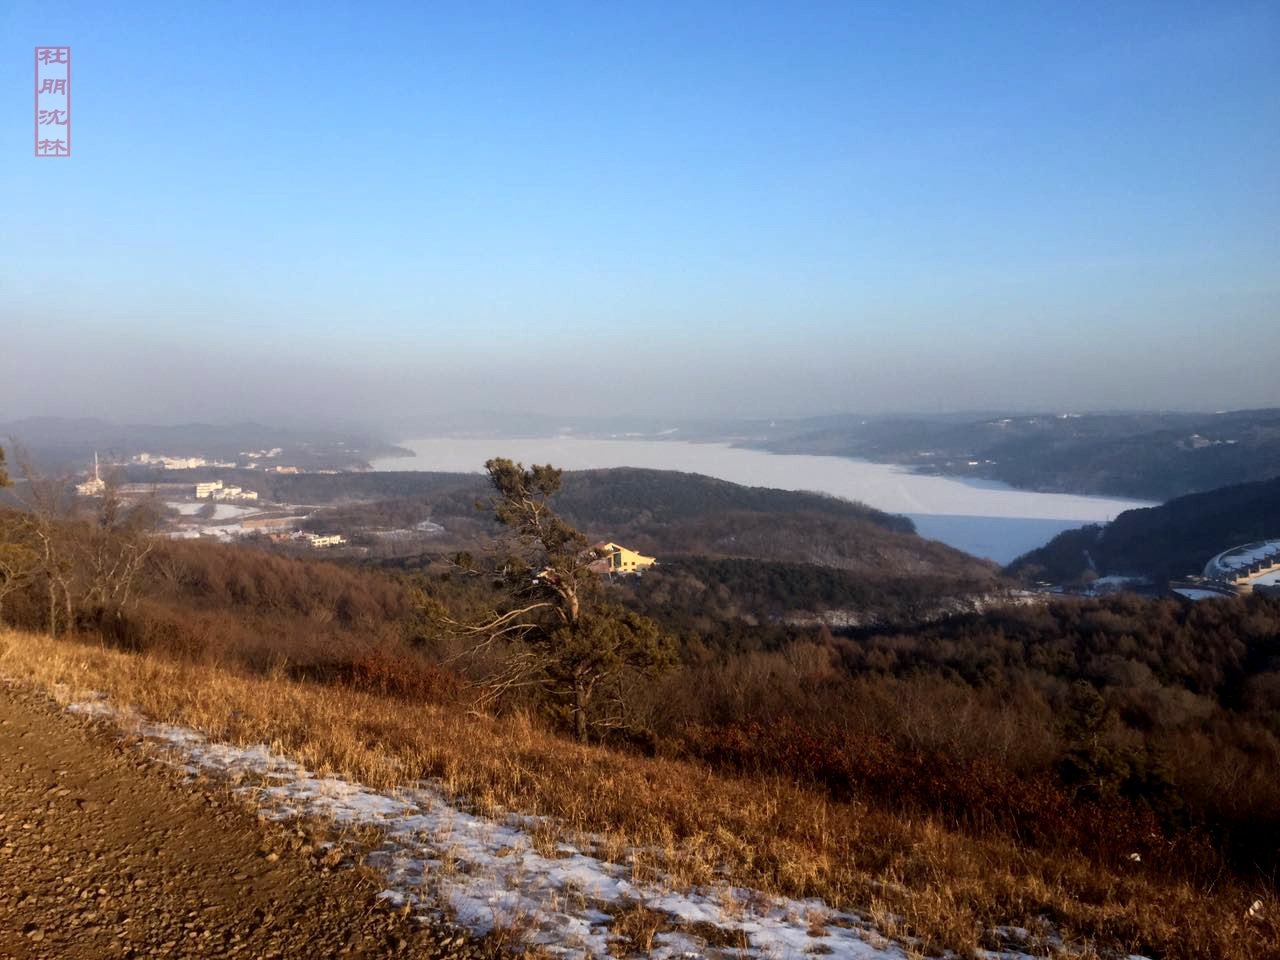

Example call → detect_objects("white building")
307 534 346 549
210 485 259 502
194 480 224 499
136 453 214 470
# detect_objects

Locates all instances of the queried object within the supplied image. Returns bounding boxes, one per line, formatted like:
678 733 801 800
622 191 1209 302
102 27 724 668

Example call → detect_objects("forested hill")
538 468 991 579
746 408 1280 500
556 468 909 531
1007 475 1280 583
281 466 996 580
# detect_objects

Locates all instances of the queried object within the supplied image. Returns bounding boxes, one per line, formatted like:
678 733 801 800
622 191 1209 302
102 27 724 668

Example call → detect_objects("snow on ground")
165 501 261 521
374 520 445 541
61 697 1131 960
165 523 250 541
1172 588 1233 601
211 503 258 520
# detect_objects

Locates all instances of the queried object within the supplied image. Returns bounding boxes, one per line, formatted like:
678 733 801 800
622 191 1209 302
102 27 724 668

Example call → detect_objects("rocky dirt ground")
0 682 489 960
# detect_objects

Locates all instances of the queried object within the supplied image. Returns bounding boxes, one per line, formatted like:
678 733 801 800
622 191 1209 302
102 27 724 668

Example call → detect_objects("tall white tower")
76 451 106 496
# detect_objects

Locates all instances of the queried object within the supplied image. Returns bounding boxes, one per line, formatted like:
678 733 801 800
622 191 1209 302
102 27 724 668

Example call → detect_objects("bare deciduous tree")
0 447 39 626
14 455 76 636
78 477 159 618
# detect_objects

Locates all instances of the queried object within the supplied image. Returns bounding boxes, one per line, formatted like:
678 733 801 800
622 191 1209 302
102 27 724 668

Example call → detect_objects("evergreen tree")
444 458 673 741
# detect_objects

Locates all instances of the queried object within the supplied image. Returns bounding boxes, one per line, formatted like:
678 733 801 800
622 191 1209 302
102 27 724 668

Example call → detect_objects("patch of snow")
65 697 1146 960
1091 575 1145 588
211 503 258 520
165 500 258 521
1172 588 1232 601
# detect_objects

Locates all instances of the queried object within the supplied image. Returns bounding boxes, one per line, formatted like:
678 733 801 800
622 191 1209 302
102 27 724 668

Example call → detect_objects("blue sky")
2 1 1278 424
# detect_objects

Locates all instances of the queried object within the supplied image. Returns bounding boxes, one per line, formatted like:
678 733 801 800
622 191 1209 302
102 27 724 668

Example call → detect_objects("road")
0 683 482 960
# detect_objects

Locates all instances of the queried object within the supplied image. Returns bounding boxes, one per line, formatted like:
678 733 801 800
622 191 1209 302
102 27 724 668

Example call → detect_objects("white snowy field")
374 438 1153 563
165 501 260 521
65 696 1141 960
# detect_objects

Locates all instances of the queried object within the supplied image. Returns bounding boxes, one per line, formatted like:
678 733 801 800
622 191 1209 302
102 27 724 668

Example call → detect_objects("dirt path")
0 683 481 960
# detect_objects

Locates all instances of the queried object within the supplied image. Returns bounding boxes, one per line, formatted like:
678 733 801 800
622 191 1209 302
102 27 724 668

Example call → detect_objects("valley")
375 437 1150 563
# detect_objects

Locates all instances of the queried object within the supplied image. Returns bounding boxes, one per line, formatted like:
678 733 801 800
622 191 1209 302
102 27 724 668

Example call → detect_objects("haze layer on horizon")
2 1 1277 427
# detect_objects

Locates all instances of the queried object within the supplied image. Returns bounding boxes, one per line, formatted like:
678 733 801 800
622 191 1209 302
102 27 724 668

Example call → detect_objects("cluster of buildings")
72 452 346 552
135 450 302 472
193 479 259 502
241 448 284 460
237 516 345 548
241 449 305 472
134 452 237 470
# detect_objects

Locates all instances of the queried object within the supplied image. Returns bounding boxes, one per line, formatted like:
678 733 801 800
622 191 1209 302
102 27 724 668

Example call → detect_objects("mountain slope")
293 467 999 580
1007 475 1280 582
536 468 992 579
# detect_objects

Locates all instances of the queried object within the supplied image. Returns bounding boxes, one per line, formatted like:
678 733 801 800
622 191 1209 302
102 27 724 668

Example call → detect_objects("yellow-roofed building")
592 541 657 575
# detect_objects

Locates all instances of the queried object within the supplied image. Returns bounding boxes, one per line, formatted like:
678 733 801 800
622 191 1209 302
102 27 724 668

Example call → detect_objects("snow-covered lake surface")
375 438 1153 563
66 696 1122 960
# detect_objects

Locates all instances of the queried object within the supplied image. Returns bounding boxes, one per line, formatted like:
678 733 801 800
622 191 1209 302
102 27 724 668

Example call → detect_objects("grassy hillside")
0 531 1277 957
1008 475 1280 583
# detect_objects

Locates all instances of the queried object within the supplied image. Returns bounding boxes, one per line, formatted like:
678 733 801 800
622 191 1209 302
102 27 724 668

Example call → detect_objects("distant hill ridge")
746 407 1280 501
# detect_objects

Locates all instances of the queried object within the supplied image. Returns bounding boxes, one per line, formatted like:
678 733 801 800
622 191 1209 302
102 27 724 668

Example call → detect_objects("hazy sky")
3 1 1278 425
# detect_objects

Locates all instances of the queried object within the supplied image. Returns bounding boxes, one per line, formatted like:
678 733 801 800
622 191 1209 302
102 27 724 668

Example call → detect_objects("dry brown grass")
1 627 1275 960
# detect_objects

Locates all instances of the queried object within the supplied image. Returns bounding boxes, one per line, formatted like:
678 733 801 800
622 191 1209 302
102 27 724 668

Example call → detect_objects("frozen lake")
374 437 1153 564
